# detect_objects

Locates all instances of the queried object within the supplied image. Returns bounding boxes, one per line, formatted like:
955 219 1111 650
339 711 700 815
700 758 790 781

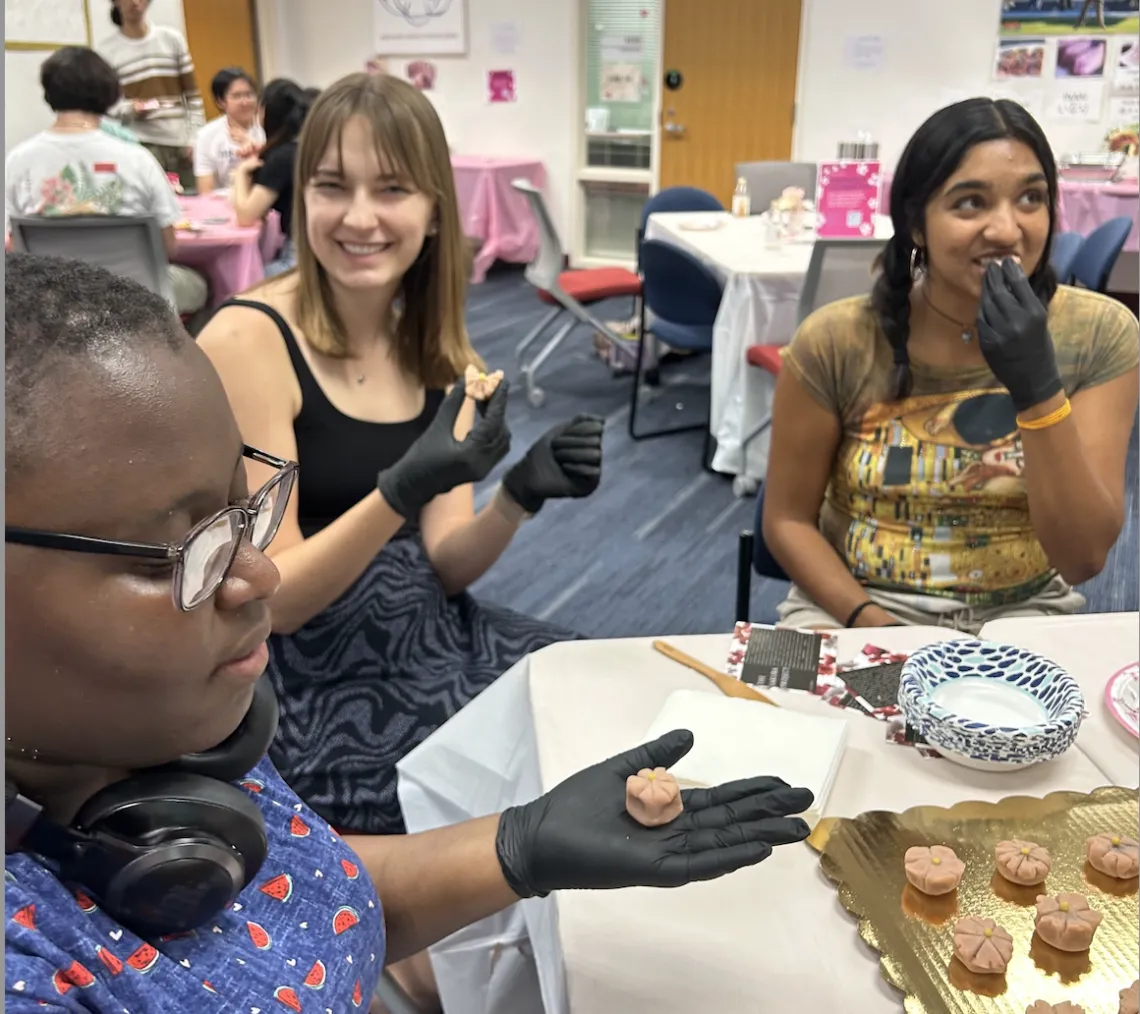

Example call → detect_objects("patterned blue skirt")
266 528 577 835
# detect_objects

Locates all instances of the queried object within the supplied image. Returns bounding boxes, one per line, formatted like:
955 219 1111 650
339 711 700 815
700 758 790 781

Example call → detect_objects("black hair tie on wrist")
845 601 875 628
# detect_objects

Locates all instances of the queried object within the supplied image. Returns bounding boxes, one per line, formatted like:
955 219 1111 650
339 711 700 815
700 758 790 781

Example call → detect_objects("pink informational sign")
487 70 517 103
815 160 882 238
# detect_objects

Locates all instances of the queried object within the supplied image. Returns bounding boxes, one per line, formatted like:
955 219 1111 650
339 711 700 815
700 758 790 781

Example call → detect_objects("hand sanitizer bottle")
731 176 751 218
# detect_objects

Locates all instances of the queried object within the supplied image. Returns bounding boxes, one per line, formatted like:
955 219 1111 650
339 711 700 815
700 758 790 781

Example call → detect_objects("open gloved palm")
495 729 813 898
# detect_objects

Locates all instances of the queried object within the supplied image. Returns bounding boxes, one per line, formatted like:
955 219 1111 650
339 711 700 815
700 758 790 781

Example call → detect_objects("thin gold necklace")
921 287 974 344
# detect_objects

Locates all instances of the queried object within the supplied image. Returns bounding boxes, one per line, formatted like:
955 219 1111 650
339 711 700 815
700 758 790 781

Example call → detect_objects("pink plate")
1105 662 1140 738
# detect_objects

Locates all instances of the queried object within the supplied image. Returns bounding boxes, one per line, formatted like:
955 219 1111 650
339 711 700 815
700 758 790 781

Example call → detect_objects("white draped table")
397 614 1138 1014
644 211 893 485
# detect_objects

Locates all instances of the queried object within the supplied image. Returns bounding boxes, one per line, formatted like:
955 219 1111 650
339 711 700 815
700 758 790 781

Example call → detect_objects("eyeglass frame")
5 445 297 611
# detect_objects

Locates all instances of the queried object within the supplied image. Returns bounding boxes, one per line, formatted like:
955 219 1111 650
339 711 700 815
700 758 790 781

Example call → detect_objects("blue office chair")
636 186 723 261
1070 217 1134 293
632 186 723 315
1049 231 1084 284
630 239 723 462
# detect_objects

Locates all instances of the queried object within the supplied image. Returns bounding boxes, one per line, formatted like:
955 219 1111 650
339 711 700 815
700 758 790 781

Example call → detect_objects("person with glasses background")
193 68 264 196
4 252 813 1014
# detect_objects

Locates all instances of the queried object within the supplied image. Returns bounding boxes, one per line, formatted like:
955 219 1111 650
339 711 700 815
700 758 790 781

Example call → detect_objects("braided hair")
870 98 1059 401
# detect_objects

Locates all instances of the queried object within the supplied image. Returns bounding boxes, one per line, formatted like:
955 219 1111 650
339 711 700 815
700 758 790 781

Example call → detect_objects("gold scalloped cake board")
809 787 1139 1013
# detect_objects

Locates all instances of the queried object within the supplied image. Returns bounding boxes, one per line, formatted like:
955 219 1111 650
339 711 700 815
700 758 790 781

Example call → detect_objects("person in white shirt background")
194 68 265 195
97 0 204 192
5 46 208 317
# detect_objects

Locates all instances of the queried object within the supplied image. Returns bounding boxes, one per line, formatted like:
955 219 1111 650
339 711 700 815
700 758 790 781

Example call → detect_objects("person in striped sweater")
97 0 204 192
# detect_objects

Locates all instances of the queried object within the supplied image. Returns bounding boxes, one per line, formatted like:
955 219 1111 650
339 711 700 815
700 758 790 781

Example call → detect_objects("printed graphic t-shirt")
5 130 182 234
5 756 385 1013
781 286 1139 606
194 115 266 189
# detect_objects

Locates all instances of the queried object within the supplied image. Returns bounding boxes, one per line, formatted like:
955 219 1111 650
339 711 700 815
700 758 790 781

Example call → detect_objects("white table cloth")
396 616 1138 1014
644 211 893 483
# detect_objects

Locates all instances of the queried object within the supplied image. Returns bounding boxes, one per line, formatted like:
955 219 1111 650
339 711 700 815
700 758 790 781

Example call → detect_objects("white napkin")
643 690 848 827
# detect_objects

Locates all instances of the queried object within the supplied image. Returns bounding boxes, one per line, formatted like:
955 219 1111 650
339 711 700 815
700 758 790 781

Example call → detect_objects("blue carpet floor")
465 266 1139 636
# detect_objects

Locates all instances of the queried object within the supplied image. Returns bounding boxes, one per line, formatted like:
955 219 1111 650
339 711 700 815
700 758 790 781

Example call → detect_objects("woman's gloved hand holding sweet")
377 381 512 519
495 729 814 898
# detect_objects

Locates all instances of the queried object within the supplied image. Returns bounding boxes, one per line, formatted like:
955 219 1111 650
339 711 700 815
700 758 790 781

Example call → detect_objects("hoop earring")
909 246 924 281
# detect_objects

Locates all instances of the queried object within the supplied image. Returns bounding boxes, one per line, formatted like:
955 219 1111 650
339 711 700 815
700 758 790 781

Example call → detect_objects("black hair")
109 0 148 26
260 79 315 162
871 97 1058 400
40 46 122 115
211 67 258 108
6 254 186 473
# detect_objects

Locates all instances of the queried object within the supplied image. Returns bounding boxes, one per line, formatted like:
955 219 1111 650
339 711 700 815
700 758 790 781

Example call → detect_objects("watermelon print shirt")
4 756 385 1013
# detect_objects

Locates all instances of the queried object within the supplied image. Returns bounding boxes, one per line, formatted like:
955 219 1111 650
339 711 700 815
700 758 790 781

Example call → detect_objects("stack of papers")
643 690 849 828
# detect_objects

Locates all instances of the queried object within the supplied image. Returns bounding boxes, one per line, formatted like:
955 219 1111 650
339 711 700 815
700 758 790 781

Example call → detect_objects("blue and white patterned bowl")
900 639 1085 771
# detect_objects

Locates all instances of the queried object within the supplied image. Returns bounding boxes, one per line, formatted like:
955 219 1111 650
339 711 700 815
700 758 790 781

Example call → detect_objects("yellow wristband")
1016 397 1071 431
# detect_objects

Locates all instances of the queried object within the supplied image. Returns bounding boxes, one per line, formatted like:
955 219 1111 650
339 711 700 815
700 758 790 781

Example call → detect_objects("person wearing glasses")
4 252 814 1014
193 68 264 195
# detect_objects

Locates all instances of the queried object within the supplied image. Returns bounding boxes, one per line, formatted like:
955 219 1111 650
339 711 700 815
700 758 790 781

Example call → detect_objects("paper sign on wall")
487 69 516 103
601 34 643 62
843 35 884 71
600 64 641 103
1051 80 1106 120
1115 40 1139 92
490 20 518 55
815 161 881 239
1109 95 1140 125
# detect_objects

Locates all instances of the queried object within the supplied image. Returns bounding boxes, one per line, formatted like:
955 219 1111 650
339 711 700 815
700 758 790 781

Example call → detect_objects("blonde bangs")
294 73 479 386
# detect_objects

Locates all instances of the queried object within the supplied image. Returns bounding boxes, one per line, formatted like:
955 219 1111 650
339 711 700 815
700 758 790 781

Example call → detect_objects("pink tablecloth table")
1057 179 1140 252
451 156 546 283
172 194 283 307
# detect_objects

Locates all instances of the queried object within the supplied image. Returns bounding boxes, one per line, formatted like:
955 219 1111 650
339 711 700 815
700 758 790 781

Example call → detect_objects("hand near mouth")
976 257 1063 414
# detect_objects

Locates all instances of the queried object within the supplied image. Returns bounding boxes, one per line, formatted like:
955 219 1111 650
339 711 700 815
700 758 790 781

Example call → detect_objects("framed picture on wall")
373 0 467 56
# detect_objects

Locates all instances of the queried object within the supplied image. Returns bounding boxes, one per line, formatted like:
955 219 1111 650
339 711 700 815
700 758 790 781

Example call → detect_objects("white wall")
4 0 187 156
793 0 1122 170
257 0 578 240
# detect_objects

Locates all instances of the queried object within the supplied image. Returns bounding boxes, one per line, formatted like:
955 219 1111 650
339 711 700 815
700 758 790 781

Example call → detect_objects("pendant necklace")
922 287 974 344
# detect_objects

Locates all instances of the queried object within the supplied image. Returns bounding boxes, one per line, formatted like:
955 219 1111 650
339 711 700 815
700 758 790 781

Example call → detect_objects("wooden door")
181 0 260 121
659 0 802 206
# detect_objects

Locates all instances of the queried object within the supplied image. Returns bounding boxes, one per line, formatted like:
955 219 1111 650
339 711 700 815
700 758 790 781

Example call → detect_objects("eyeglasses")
6 446 297 611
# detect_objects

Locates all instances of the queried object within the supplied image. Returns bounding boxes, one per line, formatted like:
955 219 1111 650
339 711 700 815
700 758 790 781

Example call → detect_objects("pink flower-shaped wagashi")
625 767 683 827
1085 833 1139 880
904 845 965 896
953 916 1013 973
995 839 1052 886
463 364 504 402
1034 892 1103 953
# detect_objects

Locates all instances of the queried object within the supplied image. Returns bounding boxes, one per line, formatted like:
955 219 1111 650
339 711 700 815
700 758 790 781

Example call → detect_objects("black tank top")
221 299 445 538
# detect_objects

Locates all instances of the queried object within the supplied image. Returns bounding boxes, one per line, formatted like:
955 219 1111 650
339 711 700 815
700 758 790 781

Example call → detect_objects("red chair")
511 179 641 407
733 344 783 497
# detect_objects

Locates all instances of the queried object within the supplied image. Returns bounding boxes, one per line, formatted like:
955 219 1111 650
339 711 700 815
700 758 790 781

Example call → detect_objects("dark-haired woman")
763 97 1138 635
193 67 264 194
232 78 312 276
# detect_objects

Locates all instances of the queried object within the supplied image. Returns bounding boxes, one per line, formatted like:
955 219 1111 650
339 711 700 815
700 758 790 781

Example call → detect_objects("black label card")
841 661 906 711
741 628 821 692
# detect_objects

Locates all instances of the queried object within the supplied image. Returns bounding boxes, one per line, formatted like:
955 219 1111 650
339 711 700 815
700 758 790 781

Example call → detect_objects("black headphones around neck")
5 677 279 939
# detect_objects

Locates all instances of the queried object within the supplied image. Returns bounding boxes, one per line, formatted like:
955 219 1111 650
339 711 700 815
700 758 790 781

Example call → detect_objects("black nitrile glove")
500 414 604 515
976 258 1064 413
495 729 813 898
377 381 511 519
